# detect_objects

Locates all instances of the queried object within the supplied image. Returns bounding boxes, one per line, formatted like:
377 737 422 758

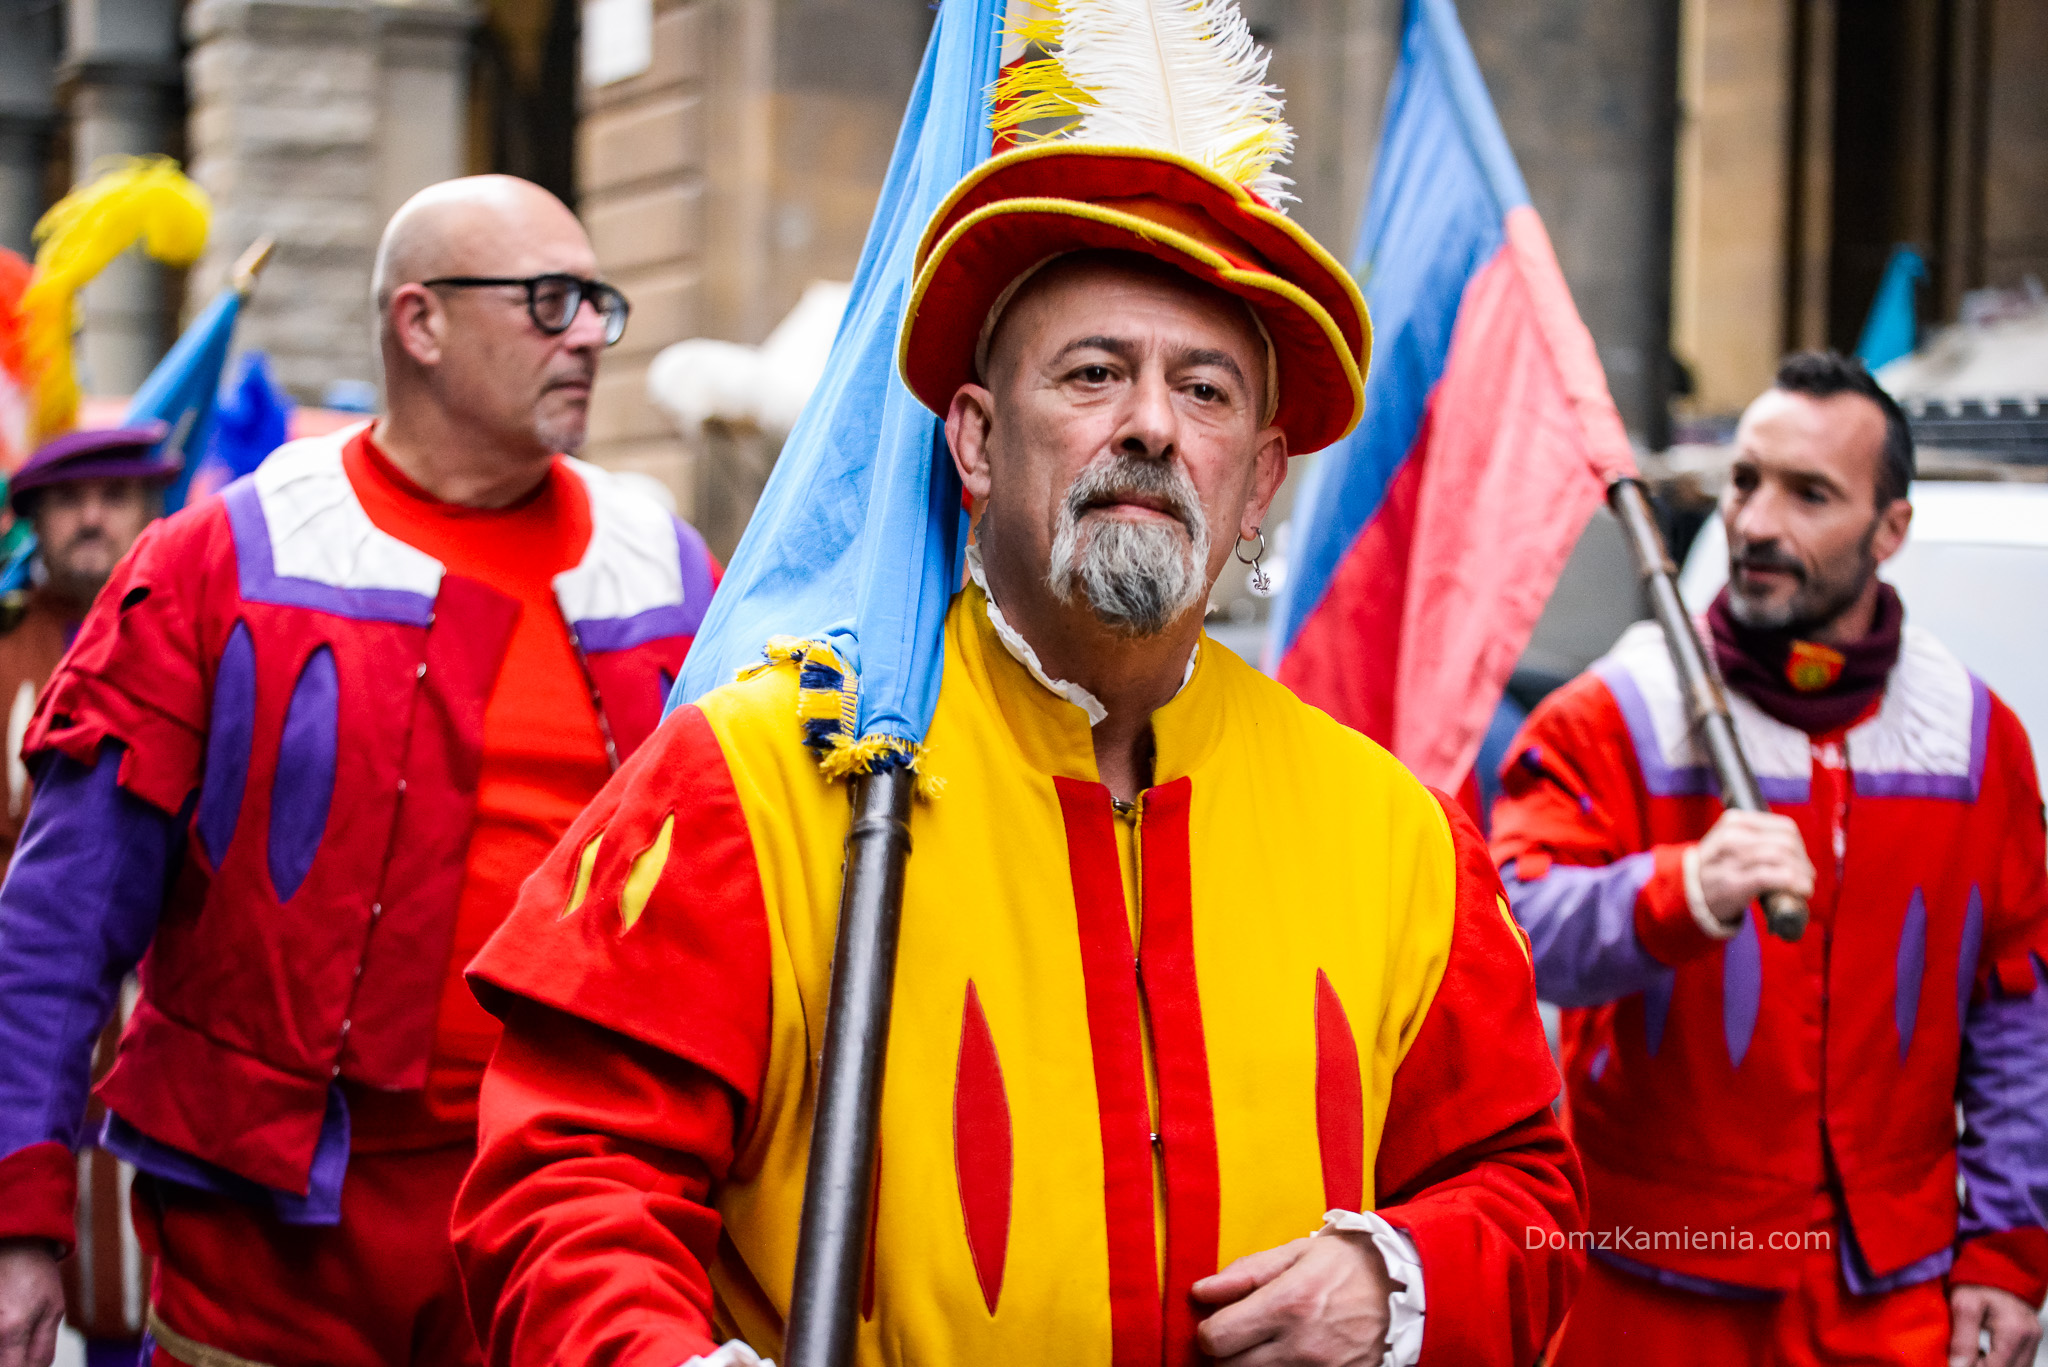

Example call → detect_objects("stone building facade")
4 0 2045 495
1673 0 2048 418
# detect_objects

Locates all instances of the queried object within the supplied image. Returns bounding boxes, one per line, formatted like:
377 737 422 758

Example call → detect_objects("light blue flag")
669 0 1002 770
127 284 245 511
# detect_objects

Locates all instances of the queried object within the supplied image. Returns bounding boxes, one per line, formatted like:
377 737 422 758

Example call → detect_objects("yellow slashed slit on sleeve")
620 814 677 932
1497 894 1532 966
561 832 603 919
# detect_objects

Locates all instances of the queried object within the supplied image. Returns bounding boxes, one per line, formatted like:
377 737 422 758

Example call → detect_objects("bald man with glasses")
0 175 720 1367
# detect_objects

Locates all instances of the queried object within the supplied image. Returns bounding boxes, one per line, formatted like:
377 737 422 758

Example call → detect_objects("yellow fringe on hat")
19 157 212 443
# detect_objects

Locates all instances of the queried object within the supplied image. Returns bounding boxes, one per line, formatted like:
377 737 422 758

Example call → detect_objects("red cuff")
1954 1229 2048 1309
0 1141 77 1253
1375 1112 1586 1367
1632 844 1725 968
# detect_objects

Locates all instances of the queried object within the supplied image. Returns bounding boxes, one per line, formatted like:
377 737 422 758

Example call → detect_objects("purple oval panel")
1642 968 1673 1056
1958 885 1984 1034
1723 913 1761 1069
197 622 256 867
268 645 339 900
1896 887 1928 1060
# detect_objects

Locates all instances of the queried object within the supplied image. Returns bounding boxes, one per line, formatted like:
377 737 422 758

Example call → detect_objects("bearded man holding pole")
450 3 1586 1364
1492 352 2048 1367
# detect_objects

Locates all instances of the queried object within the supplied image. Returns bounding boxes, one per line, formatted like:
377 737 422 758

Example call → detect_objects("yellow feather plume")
19 157 211 443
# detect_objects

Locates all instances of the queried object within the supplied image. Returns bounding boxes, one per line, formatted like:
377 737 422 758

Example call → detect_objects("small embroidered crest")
1786 639 1846 692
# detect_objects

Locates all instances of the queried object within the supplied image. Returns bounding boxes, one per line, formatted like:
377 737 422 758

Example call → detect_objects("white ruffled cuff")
1315 1209 1425 1367
678 1341 772 1367
1682 843 1741 940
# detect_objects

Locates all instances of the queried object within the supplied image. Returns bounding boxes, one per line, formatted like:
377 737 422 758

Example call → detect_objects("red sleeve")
1954 1229 2048 1308
465 702 772 1102
454 996 736 1367
1489 673 1724 969
1979 698 2048 998
26 511 223 815
456 702 774 1362
1374 791 1587 1367
0 1140 77 1250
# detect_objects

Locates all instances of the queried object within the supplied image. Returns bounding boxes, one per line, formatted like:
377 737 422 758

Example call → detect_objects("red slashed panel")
1054 777 1163 1367
1137 777 1222 1365
954 981 1013 1315
1315 969 1366 1213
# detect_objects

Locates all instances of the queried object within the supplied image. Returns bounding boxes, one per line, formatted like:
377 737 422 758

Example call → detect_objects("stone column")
63 0 184 395
579 0 712 504
0 0 62 256
1461 0 1683 445
373 0 475 227
183 0 475 407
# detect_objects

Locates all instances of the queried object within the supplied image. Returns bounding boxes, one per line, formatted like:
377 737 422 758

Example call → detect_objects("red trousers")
1551 1250 1950 1367
133 1144 483 1367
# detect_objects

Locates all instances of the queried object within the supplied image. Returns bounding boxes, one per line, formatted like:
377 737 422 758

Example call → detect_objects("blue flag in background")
189 351 293 502
127 283 246 511
669 0 1002 765
1856 244 1924 373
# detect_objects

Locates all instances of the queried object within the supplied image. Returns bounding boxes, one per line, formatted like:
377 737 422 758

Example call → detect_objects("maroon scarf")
1706 583 1903 735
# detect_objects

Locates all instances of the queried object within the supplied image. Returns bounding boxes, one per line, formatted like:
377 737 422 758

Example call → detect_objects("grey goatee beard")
1045 454 1212 636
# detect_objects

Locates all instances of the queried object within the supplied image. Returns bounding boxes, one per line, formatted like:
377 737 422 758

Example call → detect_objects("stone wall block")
587 181 702 274
588 359 674 444
584 0 705 115
582 94 702 193
608 267 699 356
595 436 697 520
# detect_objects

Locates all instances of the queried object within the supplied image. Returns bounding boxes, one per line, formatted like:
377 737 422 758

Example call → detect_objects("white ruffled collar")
965 545 1196 730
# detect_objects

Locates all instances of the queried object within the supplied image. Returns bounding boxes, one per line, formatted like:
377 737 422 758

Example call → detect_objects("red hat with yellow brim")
899 142 1371 457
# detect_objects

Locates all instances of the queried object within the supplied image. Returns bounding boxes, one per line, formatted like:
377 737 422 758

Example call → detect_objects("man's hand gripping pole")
1607 478 1809 942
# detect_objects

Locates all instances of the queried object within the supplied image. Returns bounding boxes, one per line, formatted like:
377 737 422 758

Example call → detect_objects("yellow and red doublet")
457 585 1584 1367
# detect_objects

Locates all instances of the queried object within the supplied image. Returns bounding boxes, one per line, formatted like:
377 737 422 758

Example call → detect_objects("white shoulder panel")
250 425 445 597
552 457 684 623
1846 624 1984 798
1592 619 1811 800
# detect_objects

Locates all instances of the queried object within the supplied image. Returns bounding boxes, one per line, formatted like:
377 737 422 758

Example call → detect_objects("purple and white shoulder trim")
1844 625 1988 802
225 424 443 626
554 459 713 652
1592 622 1812 804
1590 620 1988 807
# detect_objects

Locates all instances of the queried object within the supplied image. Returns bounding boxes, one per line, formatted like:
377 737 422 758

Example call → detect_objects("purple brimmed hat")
9 422 180 516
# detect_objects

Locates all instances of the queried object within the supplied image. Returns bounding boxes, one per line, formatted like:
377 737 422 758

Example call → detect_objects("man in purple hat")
0 421 178 866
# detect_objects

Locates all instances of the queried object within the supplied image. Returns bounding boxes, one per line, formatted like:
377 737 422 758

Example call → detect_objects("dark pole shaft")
1607 478 1809 942
782 763 916 1367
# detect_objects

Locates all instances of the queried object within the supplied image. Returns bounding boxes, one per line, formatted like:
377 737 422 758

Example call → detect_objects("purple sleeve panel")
0 742 180 1161
1956 960 2048 1245
1503 852 1668 1008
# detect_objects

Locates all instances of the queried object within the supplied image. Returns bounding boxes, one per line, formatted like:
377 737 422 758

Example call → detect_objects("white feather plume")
993 0 1295 207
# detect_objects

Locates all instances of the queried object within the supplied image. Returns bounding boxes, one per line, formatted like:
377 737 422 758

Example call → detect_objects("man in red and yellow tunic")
453 122 1587 1367
1491 353 2048 1366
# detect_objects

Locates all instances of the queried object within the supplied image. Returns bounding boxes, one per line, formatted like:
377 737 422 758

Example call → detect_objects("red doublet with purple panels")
0 425 713 1236
1492 620 2048 1299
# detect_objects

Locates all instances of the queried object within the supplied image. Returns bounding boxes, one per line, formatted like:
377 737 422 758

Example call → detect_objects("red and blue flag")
1267 0 1634 793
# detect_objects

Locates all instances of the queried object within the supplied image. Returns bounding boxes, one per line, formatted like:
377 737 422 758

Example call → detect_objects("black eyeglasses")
422 274 631 345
